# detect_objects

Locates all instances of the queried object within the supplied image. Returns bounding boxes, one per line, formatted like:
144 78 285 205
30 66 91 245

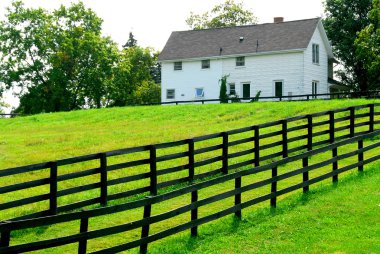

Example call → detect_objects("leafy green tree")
323 0 373 91
128 80 161 105
219 75 229 103
355 0 380 89
123 32 138 49
0 1 119 114
186 0 258 30
110 46 159 106
150 51 161 84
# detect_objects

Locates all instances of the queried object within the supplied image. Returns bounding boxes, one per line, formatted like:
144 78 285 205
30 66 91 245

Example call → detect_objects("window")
236 56 245 67
229 84 236 95
201 60 210 69
166 89 175 99
312 44 319 64
195 88 204 98
312 81 318 98
174 62 182 70
275 81 283 97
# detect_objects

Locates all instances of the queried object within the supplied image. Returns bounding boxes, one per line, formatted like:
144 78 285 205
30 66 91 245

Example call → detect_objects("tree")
128 80 161 105
186 0 257 30
355 0 380 89
150 52 161 84
219 75 229 103
123 32 137 49
323 0 373 91
0 1 119 114
110 46 159 106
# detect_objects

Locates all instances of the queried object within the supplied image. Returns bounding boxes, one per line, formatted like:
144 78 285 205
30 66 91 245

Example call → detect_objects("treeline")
0 1 161 114
323 0 380 91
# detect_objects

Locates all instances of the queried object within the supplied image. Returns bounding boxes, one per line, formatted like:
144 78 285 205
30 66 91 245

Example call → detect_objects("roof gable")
159 18 321 61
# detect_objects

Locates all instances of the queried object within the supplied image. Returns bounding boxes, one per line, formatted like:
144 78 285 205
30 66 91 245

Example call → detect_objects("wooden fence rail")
0 129 379 253
0 103 379 222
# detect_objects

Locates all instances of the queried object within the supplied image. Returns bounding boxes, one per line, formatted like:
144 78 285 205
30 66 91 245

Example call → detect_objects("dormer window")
174 61 182 70
236 56 245 67
312 44 319 64
201 60 210 69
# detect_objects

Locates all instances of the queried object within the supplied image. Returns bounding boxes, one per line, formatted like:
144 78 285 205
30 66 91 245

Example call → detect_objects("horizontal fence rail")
0 129 379 253
0 103 380 222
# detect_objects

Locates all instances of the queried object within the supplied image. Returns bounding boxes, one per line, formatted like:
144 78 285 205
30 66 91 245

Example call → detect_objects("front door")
275 81 283 97
243 83 250 98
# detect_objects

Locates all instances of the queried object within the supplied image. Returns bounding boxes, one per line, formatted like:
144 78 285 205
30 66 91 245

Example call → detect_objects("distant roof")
159 18 321 61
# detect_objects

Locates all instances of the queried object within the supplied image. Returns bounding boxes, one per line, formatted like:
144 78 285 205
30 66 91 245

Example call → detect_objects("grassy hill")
1 99 380 169
150 164 380 254
0 99 380 253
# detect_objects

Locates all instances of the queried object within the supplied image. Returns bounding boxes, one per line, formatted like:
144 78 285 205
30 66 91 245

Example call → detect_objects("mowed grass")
1 99 379 168
0 99 380 253
149 165 380 254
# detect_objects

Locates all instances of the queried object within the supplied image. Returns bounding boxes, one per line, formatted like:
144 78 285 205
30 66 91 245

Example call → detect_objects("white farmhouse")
158 18 336 103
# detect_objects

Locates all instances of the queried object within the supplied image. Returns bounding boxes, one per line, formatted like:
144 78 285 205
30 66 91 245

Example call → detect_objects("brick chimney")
274 17 284 23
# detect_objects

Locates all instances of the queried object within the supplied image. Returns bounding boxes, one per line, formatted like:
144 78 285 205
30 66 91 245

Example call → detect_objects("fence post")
281 120 288 158
149 145 158 196
188 139 195 182
0 222 10 248
329 111 335 143
100 153 108 206
222 132 229 175
140 197 152 254
369 104 375 133
349 107 355 138
358 139 364 172
302 157 309 193
254 126 260 167
270 166 278 208
235 175 242 218
329 111 338 183
307 115 313 151
49 161 58 215
191 187 198 237
78 216 89 254
332 146 338 183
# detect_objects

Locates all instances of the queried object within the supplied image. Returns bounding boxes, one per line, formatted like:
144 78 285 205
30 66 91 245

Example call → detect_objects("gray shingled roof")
158 18 320 61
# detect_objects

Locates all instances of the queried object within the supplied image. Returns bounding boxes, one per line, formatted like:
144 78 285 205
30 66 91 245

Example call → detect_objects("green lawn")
150 164 380 254
1 99 379 168
0 99 379 253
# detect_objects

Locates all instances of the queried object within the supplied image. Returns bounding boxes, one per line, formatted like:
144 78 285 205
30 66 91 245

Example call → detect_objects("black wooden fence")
0 104 379 222
0 129 379 253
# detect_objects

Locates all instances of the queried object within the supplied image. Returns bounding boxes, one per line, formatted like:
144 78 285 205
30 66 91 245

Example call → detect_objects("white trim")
317 20 334 58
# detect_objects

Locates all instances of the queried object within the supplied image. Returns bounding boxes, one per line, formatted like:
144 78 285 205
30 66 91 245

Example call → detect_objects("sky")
0 0 325 112
0 0 325 50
